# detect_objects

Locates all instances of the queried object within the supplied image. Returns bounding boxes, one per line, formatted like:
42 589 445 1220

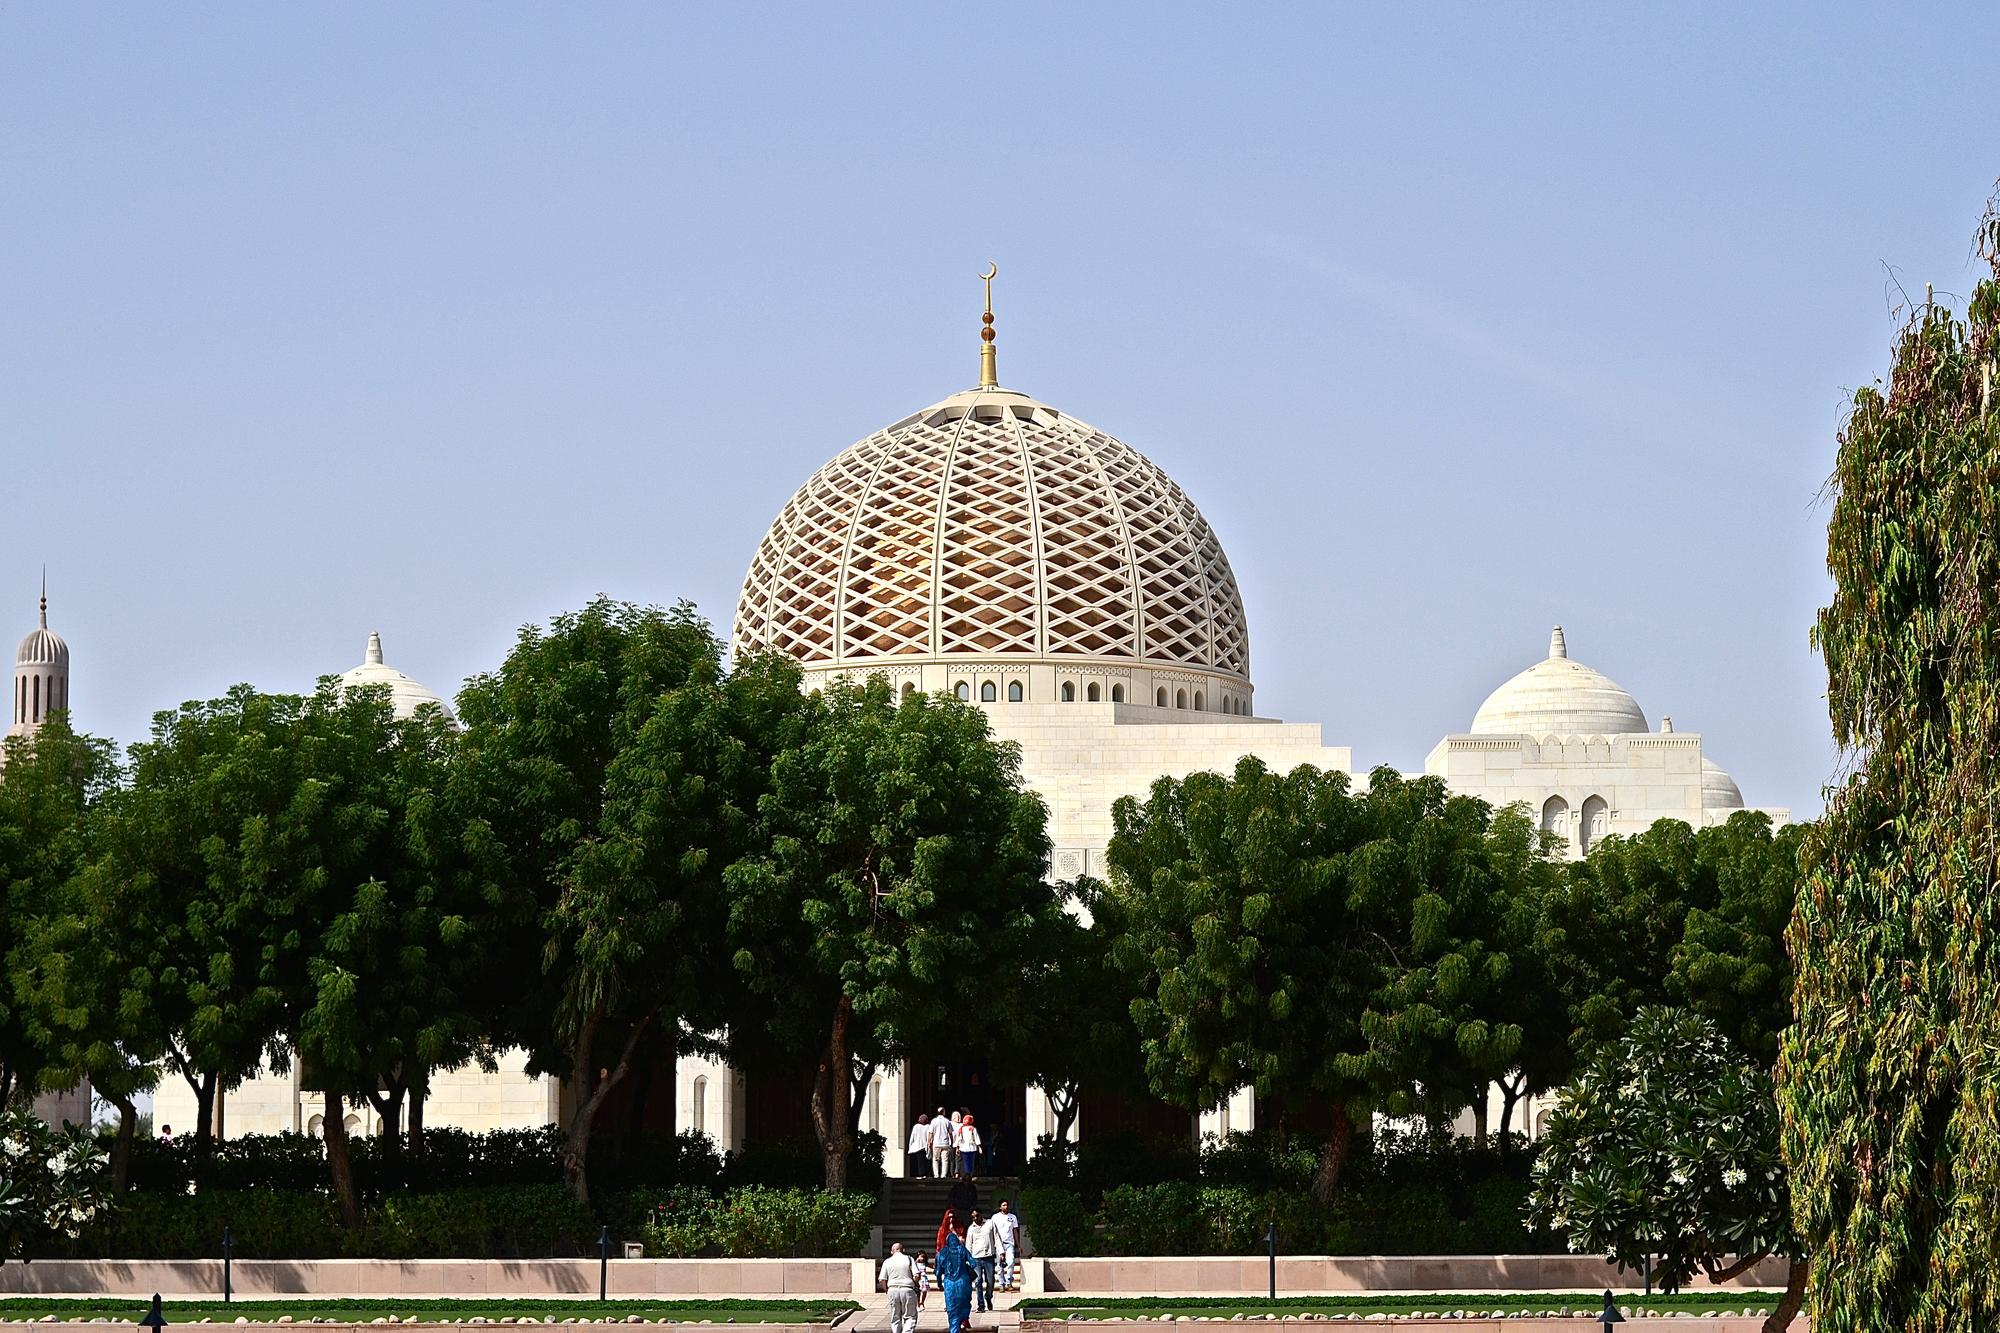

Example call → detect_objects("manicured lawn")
1021 1292 1784 1319
0 1297 855 1324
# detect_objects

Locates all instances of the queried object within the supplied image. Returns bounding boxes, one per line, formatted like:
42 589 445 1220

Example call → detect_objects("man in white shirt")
906 1114 932 1177
989 1200 1020 1290
965 1209 997 1313
879 1242 918 1333
927 1107 954 1178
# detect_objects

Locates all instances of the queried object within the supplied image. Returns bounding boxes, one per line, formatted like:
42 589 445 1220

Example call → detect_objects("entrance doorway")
906 1053 1024 1175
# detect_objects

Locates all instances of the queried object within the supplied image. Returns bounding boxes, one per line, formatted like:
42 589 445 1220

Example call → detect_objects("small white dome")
1701 757 1744 810
16 596 67 667
337 631 454 722
1469 625 1649 738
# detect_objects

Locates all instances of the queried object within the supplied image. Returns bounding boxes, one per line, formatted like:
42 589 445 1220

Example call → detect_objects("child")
915 1251 933 1312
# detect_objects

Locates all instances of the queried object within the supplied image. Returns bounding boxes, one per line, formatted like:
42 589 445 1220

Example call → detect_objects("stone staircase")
879 1175 1023 1262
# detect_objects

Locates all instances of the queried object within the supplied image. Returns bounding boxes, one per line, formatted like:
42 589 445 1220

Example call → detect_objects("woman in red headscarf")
935 1206 965 1253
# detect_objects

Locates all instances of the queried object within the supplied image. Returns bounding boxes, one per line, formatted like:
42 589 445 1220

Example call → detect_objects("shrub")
719 1133 883 1193
84 1191 344 1259
1017 1186 1092 1256
1097 1182 1204 1255
640 1187 871 1258
369 1186 597 1259
2 1111 115 1262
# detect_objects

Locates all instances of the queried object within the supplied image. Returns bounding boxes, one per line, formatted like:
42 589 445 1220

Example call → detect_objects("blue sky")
4 4 1997 817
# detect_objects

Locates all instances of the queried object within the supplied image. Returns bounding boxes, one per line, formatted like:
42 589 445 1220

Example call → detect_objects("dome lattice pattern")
733 388 1249 679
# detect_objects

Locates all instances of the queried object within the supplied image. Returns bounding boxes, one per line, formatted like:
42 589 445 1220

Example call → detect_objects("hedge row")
126 1128 885 1199
1015 1127 1558 1256
37 1185 870 1261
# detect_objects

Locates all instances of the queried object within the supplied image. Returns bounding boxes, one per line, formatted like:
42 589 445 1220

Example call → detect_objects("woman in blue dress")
933 1229 975 1333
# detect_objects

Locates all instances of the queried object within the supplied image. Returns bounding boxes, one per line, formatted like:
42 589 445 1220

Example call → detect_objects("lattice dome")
732 385 1250 688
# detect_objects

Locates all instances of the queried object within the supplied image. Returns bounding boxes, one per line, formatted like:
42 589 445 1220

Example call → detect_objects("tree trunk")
322 1091 361 1229
408 1076 426 1158
1471 1086 1489 1148
107 1093 138 1192
366 1078 406 1159
811 995 855 1192
1308 1103 1354 1204
1051 1083 1081 1145
1764 1258 1807 1332
185 1069 217 1191
1497 1075 1523 1141
562 1006 655 1206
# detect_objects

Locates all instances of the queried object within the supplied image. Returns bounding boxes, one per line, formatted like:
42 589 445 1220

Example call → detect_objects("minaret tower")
10 573 72 740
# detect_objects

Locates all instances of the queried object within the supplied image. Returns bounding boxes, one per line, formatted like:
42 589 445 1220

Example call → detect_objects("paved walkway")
840 1291 1026 1333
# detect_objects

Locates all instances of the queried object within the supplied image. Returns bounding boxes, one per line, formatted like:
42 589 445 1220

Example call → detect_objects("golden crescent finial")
978 264 999 387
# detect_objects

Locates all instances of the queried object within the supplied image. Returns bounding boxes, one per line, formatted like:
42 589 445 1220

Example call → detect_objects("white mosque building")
57 284 1788 1152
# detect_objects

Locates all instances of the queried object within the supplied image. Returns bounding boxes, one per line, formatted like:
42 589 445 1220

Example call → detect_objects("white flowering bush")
0 1108 115 1262
1528 1008 1799 1292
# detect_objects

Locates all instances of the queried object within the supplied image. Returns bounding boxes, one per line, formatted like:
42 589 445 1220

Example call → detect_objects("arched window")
955 681 970 701
343 1113 361 1135
1007 681 1023 702
1111 684 1125 703
1061 682 1076 702
980 682 997 702
1194 691 1205 711
1580 795 1610 852
900 682 915 700
31 675 39 724
1175 689 1188 709
868 1077 883 1133
1540 795 1570 843
1218 1103 1231 1136
692 1076 708 1134
1087 683 1101 702
307 1114 325 1137
1156 687 1169 707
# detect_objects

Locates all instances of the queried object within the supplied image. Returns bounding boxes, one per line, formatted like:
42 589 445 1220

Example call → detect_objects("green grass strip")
0 1297 855 1324
1020 1291 1783 1318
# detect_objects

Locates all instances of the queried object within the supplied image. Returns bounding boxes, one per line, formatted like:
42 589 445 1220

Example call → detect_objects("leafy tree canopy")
1530 1007 1803 1333
725 676 1054 1190
1779 188 2000 1332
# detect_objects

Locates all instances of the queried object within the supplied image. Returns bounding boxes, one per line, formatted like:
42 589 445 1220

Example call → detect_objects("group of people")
877 1201 1022 1333
907 1107 987 1178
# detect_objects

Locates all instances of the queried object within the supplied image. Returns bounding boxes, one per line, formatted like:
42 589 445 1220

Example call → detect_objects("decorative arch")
1087 682 1101 702
1175 689 1188 709
1111 684 1125 703
1061 681 1076 702
1007 681 1023 702
980 681 997 702
954 681 970 701
1579 795 1610 852
1540 795 1570 842
1194 690 1205 711
692 1076 709 1134
1156 687 1169 707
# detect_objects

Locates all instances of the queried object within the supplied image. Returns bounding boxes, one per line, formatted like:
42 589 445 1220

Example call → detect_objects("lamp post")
1597 1290 1625 1330
222 1227 234 1304
139 1293 168 1331
599 1225 611 1301
1265 1222 1276 1300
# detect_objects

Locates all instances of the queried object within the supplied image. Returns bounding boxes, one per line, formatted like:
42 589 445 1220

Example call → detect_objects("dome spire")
1549 624 1567 659
978 262 999 388
38 566 47 630
366 631 384 666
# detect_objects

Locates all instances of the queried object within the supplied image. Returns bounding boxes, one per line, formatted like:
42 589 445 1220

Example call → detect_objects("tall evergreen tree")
1778 188 2000 1332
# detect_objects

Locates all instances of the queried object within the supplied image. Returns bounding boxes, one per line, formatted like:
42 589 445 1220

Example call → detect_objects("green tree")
0 1106 113 1263
89 688 324 1174
289 679 477 1226
725 677 1054 1190
1779 190 2000 1331
990 880 1145 1147
0 718 124 1116
1530 1008 1805 1333
444 598 754 1202
1666 814 1805 1069
1105 762 1548 1201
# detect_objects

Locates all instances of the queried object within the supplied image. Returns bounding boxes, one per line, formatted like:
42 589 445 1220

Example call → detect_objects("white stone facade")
1424 627 1787 857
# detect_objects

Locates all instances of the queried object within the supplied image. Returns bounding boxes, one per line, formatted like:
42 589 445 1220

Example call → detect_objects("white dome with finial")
1701 756 1745 810
16 592 67 668
1468 625 1649 737
336 631 454 722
